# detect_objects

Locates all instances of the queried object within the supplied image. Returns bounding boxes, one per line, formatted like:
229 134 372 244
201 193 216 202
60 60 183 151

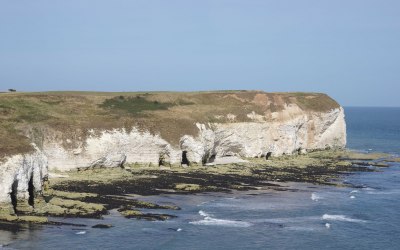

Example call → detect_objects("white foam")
190 218 252 227
177 228 182 232
322 214 366 223
350 196 356 199
311 192 321 201
199 210 210 217
190 210 252 227
325 223 331 229
350 190 359 194
75 231 86 235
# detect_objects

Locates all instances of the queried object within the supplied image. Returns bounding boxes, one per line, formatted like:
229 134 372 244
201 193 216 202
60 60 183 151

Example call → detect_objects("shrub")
99 95 174 114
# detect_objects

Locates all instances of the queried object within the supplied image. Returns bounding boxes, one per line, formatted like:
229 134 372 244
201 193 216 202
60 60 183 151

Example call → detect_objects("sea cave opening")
265 152 272 160
28 176 35 207
181 151 190 166
10 180 18 214
158 157 164 166
208 154 216 163
201 152 210 165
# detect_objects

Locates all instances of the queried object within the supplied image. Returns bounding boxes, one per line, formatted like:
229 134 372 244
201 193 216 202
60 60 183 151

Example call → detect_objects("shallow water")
2 107 400 250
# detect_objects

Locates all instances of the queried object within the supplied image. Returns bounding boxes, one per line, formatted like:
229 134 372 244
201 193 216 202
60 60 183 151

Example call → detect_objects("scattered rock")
117 207 176 221
384 157 400 163
88 153 127 169
205 156 248 166
175 183 201 191
92 224 113 229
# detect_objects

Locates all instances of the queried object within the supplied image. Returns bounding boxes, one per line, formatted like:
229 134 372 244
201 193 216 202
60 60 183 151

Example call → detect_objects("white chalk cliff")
0 144 47 208
42 105 346 171
0 99 346 205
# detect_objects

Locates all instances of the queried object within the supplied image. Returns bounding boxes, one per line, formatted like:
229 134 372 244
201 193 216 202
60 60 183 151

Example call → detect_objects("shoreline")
0 149 396 231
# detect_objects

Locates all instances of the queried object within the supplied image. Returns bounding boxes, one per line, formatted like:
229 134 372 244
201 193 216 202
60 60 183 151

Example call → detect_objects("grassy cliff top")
0 90 340 159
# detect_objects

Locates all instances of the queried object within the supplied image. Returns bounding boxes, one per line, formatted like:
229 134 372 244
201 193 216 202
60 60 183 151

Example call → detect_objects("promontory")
0 91 347 220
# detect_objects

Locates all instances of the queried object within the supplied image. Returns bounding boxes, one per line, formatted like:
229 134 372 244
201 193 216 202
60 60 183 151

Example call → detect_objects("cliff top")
0 90 340 159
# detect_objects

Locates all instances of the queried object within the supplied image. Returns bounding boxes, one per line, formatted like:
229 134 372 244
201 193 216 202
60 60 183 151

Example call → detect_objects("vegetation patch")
175 183 201 191
384 157 400 163
2 149 392 228
289 93 340 112
118 206 177 221
99 95 174 115
0 91 342 160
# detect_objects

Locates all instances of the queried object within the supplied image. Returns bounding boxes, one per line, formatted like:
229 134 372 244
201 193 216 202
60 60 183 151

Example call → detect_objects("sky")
0 0 399 107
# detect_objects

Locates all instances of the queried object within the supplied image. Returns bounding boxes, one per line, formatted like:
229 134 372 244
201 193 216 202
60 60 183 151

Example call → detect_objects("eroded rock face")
43 128 181 171
39 106 346 171
179 107 346 163
0 93 347 208
0 144 47 205
0 104 346 206
88 153 127 169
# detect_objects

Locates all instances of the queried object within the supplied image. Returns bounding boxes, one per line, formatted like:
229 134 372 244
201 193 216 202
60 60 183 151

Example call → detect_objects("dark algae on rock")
0 148 394 229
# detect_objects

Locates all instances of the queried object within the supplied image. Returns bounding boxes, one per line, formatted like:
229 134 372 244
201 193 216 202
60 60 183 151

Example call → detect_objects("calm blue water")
345 107 400 154
2 107 400 250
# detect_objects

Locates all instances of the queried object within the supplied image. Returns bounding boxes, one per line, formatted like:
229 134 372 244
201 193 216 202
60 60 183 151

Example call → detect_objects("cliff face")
0 144 47 208
41 105 346 171
0 91 346 204
182 106 346 163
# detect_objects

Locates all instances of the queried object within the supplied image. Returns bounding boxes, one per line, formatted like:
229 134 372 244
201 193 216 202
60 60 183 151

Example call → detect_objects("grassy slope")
0 91 340 159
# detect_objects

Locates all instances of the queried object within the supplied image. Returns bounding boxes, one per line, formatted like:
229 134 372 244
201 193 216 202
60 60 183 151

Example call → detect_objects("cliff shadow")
181 151 190 166
202 153 216 165
10 180 18 214
28 176 34 207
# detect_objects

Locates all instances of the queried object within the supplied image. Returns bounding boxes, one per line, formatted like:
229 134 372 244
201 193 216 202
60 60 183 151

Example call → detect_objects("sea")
1 107 400 250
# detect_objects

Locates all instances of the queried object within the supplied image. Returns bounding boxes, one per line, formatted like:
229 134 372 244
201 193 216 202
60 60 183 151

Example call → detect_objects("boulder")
88 153 126 169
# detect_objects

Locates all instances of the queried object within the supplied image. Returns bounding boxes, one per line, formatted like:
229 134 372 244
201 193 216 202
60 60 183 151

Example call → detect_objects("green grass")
0 90 341 160
0 99 51 122
99 95 174 114
289 93 340 112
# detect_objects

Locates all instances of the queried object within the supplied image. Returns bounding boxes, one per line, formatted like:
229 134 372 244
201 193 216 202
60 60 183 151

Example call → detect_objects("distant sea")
2 107 400 250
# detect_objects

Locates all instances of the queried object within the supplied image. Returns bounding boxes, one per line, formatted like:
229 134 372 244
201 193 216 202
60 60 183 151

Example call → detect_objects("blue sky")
0 0 399 106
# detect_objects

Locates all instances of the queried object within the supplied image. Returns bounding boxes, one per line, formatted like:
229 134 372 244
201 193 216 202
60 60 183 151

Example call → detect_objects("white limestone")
43 128 182 171
0 144 47 203
40 106 346 171
88 153 127 169
0 104 346 204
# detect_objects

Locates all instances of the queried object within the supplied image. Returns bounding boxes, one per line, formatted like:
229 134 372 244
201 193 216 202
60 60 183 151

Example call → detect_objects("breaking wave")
190 210 252 227
311 192 321 201
322 214 366 223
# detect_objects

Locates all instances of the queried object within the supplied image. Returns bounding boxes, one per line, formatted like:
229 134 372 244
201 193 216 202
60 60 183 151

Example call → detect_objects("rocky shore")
0 91 349 228
0 149 395 230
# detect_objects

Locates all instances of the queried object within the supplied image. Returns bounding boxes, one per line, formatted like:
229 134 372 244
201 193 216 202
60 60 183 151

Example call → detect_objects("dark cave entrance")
297 148 302 155
158 157 164 166
28 176 35 207
181 151 190 166
208 154 216 164
265 152 272 160
201 153 208 165
10 180 18 214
